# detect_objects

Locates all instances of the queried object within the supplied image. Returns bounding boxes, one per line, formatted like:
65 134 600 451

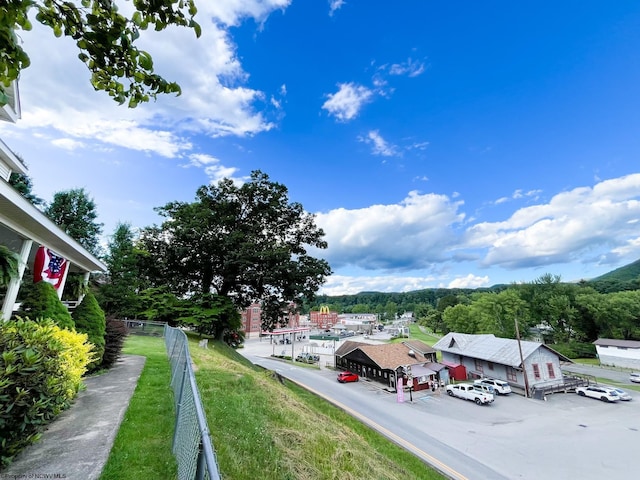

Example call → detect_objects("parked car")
445 383 494 405
295 352 320 364
474 378 512 395
337 371 359 383
473 383 495 396
608 387 632 401
630 373 640 384
575 385 620 402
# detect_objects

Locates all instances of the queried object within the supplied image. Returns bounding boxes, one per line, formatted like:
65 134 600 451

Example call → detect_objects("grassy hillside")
189 338 443 480
106 335 443 479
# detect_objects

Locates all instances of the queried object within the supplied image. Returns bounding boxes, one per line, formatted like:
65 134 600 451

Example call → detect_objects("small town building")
433 332 572 394
593 338 640 369
335 340 441 391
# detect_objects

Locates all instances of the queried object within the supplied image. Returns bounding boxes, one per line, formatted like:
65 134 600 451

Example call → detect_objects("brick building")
241 303 300 338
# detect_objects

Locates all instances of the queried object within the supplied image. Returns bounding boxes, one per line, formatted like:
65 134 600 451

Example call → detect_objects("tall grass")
190 338 444 480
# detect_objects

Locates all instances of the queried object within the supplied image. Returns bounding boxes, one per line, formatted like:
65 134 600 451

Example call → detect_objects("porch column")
1 239 33 320
56 261 72 300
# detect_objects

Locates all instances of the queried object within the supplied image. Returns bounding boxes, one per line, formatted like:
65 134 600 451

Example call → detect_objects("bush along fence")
164 325 221 480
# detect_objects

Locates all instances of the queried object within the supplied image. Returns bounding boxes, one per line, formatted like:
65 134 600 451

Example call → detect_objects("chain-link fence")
165 325 221 480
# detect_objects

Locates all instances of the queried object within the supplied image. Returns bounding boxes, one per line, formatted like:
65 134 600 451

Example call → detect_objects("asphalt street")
240 337 640 480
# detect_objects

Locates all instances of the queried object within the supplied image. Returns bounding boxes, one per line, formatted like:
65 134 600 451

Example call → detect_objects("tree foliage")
177 293 241 340
97 222 142 317
1 0 201 108
45 188 103 256
138 170 332 331
9 171 45 207
16 281 74 329
0 244 21 287
72 290 106 371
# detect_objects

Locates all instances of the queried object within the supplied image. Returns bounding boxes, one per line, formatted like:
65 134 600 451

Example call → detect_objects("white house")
593 338 640 369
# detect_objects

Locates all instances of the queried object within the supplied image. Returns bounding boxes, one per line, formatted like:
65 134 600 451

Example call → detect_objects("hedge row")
0 319 94 468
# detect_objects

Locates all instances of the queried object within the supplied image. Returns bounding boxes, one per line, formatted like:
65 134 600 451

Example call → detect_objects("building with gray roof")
433 332 572 394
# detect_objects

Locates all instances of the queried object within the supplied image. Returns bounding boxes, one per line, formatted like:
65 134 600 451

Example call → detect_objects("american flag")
34 246 68 290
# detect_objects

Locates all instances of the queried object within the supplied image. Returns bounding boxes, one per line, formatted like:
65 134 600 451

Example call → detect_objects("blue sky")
3 1 640 295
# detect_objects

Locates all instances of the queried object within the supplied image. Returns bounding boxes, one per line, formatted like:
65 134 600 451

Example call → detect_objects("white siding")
596 345 640 369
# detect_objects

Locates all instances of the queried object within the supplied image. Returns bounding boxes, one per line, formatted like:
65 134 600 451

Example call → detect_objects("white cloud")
322 83 373 121
316 190 465 270
184 153 248 185
9 2 289 159
50 138 86 151
447 274 490 289
329 0 346 16
388 58 427 77
464 174 640 268
359 130 399 157
319 273 438 295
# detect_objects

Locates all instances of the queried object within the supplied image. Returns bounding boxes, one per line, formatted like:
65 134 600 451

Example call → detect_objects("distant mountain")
591 258 640 283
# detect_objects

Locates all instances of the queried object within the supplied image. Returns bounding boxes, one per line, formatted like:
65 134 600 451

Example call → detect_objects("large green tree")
138 170 332 332
45 188 103 256
1 0 201 108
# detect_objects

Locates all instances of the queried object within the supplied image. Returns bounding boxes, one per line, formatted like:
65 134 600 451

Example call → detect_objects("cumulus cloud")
319 273 439 295
9 1 288 158
315 191 465 270
51 138 86 151
447 274 490 289
464 174 640 269
184 153 248 185
322 83 374 121
358 130 399 157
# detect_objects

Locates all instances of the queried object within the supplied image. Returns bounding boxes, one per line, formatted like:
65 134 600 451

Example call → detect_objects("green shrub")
100 317 128 370
72 291 106 371
0 318 94 468
16 281 74 329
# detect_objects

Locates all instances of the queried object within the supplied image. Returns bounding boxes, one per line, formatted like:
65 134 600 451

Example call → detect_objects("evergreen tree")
72 291 106 370
17 281 74 329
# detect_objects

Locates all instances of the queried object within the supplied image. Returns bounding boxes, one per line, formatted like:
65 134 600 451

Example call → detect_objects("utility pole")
515 316 530 398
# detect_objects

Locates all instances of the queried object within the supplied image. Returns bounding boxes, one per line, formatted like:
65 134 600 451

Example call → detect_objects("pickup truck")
446 383 494 405
295 352 320 363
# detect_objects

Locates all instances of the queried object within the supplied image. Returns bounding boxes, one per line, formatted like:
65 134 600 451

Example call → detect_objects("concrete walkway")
3 354 146 480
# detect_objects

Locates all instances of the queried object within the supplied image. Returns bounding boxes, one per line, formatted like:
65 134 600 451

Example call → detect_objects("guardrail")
164 325 221 480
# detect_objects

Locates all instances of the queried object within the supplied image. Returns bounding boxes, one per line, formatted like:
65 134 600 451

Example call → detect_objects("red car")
337 371 359 383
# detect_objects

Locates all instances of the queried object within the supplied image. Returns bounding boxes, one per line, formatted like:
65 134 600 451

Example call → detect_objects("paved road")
562 363 639 384
240 338 640 480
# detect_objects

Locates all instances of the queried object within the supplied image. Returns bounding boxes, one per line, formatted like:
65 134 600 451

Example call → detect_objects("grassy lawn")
100 336 177 480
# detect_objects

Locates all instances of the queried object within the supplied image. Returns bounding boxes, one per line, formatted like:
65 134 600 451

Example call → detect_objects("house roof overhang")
0 180 106 272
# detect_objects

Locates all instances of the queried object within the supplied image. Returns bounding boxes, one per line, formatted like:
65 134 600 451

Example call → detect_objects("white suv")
630 373 640 384
474 378 512 395
575 385 620 402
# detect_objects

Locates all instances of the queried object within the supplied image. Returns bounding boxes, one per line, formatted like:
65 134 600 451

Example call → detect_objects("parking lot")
368 376 640 479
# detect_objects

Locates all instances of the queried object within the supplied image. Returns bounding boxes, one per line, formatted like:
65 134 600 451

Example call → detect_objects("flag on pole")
34 246 68 290
397 376 404 403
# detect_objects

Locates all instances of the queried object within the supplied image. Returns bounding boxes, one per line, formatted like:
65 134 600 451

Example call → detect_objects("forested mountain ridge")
309 262 640 346
592 258 640 282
